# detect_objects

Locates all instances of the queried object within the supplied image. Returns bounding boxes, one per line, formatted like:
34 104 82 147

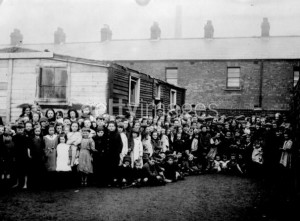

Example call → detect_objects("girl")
45 109 56 124
44 126 58 172
32 112 40 125
142 132 153 161
130 129 143 168
279 132 293 169
55 123 64 135
81 105 95 122
67 109 79 123
77 128 96 186
24 122 34 138
82 119 96 138
30 126 45 188
66 122 82 170
206 132 222 170
56 110 64 124
151 131 161 151
12 123 31 189
56 133 71 172
160 128 169 152
19 105 32 121
1 128 14 182
118 123 128 166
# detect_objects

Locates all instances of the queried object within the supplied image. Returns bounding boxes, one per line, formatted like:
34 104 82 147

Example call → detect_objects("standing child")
30 126 45 188
1 127 14 183
12 123 31 189
43 126 58 187
77 128 96 186
56 133 71 172
67 122 82 171
130 128 143 168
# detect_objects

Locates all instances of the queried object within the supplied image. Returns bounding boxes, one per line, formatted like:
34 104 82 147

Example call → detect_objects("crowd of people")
0 103 295 192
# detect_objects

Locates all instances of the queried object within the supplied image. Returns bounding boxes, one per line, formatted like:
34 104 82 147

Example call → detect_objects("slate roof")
1 36 300 61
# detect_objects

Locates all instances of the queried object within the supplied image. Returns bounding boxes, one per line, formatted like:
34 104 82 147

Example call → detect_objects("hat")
81 113 90 119
123 155 132 164
39 117 48 122
235 115 245 120
16 122 24 129
81 127 90 132
96 126 105 132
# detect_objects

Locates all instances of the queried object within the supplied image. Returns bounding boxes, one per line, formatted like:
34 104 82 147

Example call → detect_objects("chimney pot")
204 20 214 38
10 29 23 46
54 27 66 44
150 22 161 40
101 24 112 42
261 17 270 37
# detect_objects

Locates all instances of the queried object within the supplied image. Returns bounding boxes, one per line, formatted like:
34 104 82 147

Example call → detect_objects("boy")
118 155 133 188
142 156 165 186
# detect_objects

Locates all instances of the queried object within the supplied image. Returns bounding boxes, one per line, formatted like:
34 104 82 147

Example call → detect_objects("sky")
0 0 300 44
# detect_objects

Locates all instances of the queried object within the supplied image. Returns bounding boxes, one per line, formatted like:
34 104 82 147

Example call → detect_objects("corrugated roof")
1 36 300 60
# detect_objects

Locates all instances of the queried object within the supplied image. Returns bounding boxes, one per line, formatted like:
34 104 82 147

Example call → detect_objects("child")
227 154 240 175
1 127 14 182
130 128 143 168
77 128 96 186
56 133 71 172
151 131 161 151
118 123 128 166
82 119 96 138
142 132 153 158
12 123 31 189
251 141 264 177
81 105 95 122
132 159 144 186
55 123 64 135
160 129 169 153
211 155 222 173
56 111 64 124
173 133 185 154
142 156 165 186
30 126 45 188
67 109 79 123
67 122 82 170
44 126 58 172
45 109 56 124
118 155 133 188
220 155 230 173
163 155 181 183
92 126 106 185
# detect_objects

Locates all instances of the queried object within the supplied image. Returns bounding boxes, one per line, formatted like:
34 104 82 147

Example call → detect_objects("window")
129 76 140 104
170 89 177 105
227 67 240 89
294 69 299 87
38 67 68 102
155 83 161 99
166 68 178 86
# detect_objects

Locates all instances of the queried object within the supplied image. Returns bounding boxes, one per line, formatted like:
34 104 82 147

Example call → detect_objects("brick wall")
117 60 298 112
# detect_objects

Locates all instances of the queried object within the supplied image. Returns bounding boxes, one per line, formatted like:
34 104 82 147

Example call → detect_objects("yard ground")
0 174 299 221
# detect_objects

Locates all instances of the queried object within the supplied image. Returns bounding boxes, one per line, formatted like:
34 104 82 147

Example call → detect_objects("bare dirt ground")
0 174 298 221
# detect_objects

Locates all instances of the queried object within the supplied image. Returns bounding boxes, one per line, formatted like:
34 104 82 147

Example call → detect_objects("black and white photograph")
0 0 299 220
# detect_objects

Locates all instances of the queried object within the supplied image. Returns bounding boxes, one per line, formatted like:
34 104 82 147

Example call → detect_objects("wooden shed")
0 47 186 123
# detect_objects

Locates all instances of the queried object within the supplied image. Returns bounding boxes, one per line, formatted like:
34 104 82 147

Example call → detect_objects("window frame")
155 83 161 99
293 67 300 87
165 67 178 86
170 89 177 106
129 75 140 106
36 63 70 105
226 67 241 89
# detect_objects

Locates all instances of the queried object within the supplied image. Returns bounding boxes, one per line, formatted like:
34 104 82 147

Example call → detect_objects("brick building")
1 20 300 115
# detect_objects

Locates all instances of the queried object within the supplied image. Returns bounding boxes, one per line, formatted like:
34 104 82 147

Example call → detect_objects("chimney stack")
150 22 161 40
261 18 270 37
10 29 23 45
174 5 182 38
54 27 66 44
101 24 112 42
204 20 214 38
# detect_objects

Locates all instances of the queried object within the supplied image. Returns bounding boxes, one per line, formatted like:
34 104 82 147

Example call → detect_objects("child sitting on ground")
211 155 222 173
118 155 133 188
142 155 165 186
132 159 144 187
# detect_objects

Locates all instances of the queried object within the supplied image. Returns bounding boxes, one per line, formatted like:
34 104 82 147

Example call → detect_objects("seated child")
118 155 133 188
237 154 246 175
132 159 144 186
220 155 230 173
211 155 222 173
163 155 182 183
142 156 165 186
227 154 241 175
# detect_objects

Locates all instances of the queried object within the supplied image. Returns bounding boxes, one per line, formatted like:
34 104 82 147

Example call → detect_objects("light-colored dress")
280 139 292 169
44 135 58 171
56 143 71 172
120 132 128 165
66 132 82 167
131 137 143 167
78 137 95 174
